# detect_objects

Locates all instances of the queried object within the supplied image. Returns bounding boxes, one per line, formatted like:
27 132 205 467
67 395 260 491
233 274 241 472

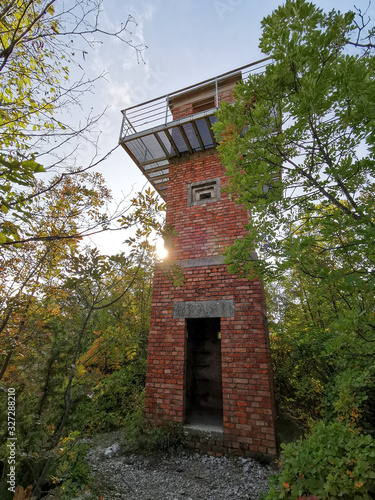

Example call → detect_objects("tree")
0 0 147 244
0 171 111 381
0 239 157 498
214 0 374 285
213 0 375 385
267 230 375 426
214 0 375 496
0 170 163 498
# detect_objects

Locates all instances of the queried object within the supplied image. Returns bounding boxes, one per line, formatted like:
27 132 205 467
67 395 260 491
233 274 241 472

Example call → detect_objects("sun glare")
156 239 168 260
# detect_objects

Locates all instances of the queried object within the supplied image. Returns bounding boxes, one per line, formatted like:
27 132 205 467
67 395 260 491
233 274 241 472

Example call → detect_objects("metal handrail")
119 58 271 143
120 58 270 113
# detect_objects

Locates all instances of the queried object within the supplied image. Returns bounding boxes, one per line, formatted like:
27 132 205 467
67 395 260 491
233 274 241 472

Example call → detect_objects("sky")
72 0 374 255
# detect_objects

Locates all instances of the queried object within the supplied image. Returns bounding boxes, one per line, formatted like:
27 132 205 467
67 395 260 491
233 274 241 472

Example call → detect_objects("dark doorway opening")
185 317 223 429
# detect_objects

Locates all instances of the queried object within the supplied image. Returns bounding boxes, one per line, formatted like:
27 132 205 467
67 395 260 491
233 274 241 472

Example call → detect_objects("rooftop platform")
119 59 270 199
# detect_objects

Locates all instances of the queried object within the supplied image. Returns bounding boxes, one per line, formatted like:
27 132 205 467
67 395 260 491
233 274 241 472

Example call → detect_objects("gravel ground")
81 434 278 500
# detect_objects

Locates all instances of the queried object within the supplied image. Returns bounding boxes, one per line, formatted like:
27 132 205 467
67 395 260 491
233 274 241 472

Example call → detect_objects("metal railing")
119 58 271 143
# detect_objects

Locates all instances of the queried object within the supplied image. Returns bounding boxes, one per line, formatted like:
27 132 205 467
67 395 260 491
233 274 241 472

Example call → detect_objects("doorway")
184 317 223 428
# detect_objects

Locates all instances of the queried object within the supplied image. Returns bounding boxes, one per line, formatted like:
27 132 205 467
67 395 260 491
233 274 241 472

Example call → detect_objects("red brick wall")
170 84 237 120
145 148 277 458
166 152 248 259
171 102 194 120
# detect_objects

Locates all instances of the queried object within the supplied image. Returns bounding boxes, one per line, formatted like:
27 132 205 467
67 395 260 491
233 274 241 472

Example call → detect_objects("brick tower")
119 62 277 458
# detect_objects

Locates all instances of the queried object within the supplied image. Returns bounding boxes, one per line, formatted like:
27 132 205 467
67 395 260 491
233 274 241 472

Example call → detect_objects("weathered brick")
143 81 277 459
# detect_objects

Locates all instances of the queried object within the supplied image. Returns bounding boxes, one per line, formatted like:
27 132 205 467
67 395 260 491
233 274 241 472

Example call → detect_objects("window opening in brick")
188 178 220 206
184 318 223 429
200 192 211 200
194 185 215 201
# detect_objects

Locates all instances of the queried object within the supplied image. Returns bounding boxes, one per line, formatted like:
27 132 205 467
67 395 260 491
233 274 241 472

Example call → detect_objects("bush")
123 404 185 452
146 422 185 451
71 359 147 432
266 420 375 499
50 431 90 499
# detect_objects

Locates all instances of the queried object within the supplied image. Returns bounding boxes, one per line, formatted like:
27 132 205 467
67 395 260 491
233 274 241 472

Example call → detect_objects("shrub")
266 420 375 499
123 403 185 452
71 358 147 432
50 431 90 499
146 422 185 451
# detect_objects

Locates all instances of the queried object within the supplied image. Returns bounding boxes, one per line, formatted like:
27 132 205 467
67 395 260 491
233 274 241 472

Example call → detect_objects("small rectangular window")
200 192 212 200
194 185 214 201
187 178 221 206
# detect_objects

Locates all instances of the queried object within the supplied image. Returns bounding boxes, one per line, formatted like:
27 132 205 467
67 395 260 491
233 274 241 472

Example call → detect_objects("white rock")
104 442 121 458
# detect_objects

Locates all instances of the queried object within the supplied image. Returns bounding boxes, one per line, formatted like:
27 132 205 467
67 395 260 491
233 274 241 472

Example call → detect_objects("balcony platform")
119 59 270 199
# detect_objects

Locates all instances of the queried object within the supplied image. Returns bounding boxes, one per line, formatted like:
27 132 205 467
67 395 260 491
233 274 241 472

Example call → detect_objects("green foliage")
0 1 147 244
119 187 167 261
0 3 158 498
268 263 375 427
72 360 147 432
214 0 375 285
214 0 375 497
267 420 375 499
122 391 147 445
147 422 185 451
122 394 185 452
0 208 155 497
123 407 185 453
0 0 65 242
50 431 90 500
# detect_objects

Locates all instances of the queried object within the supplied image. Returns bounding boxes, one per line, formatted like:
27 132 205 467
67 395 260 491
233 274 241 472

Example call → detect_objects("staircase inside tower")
184 317 223 430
